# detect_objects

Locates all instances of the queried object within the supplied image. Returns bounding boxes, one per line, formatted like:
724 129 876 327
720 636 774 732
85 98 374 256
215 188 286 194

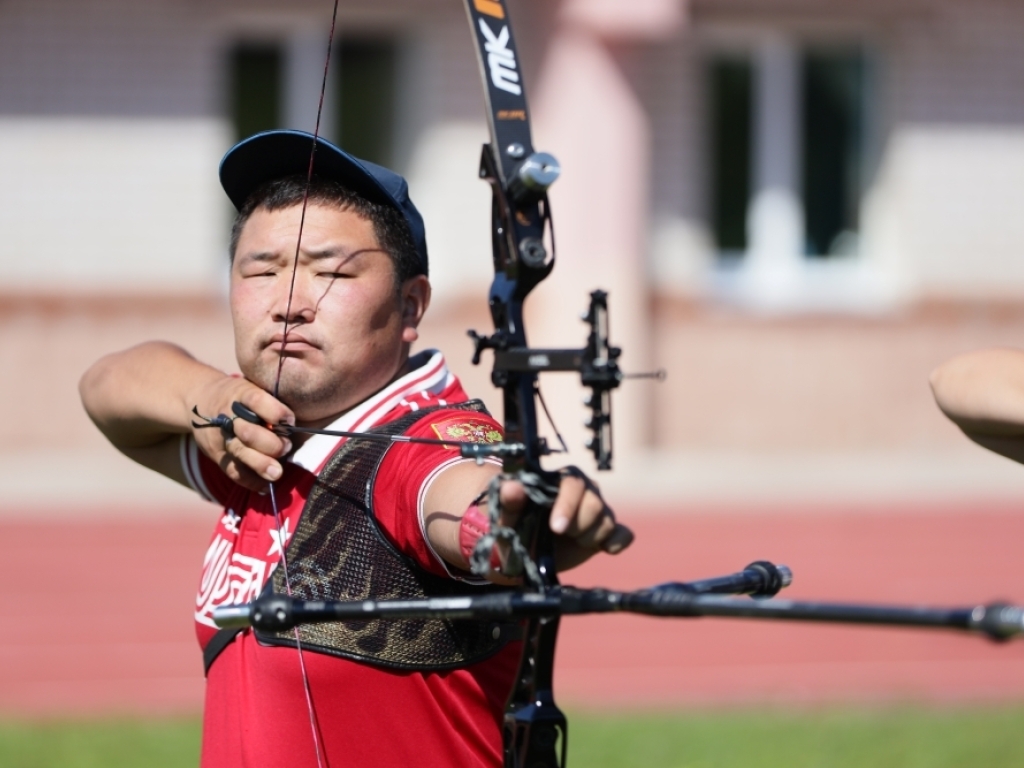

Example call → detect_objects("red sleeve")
371 409 503 578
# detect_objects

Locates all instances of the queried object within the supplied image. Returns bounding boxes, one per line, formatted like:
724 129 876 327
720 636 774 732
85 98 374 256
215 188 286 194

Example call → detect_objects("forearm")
930 348 1024 437
422 461 510 582
79 341 228 450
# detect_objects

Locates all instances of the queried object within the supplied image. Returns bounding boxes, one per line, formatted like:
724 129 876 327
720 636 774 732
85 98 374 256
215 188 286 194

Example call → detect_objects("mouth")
265 332 319 354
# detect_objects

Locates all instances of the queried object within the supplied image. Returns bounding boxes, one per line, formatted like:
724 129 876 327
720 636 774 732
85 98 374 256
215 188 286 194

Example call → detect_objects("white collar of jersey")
289 349 455 473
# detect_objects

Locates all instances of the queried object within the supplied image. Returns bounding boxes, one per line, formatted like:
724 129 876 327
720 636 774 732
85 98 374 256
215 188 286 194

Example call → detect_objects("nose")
270 267 317 327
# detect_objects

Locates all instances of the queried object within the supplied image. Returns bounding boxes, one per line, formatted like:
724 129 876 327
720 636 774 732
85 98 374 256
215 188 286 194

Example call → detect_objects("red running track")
1 503 1022 717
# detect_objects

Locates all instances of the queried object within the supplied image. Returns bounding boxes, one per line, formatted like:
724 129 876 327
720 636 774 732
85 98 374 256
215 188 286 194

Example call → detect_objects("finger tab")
232 401 265 425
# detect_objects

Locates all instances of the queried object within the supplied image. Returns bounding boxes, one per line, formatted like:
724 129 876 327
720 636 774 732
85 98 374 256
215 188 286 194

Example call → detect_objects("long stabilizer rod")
212 562 1024 643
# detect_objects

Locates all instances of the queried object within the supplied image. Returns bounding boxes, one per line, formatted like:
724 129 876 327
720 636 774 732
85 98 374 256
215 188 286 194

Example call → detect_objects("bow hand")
498 470 634 573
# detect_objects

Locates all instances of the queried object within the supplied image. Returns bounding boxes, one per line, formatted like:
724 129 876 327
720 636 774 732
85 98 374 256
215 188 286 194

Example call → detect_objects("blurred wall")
649 0 1024 305
3 0 1024 513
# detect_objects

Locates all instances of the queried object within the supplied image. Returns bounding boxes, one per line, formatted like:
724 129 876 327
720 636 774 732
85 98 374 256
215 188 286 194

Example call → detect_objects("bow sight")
469 288 636 470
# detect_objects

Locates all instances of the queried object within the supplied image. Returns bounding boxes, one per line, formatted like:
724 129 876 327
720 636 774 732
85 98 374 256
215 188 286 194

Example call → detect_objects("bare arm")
79 341 293 491
930 347 1024 463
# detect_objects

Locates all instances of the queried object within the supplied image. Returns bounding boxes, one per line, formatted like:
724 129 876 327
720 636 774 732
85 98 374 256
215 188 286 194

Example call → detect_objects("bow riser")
465 2 570 766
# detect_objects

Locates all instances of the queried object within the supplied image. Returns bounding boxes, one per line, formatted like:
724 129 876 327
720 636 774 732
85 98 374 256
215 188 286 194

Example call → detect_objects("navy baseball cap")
219 129 428 275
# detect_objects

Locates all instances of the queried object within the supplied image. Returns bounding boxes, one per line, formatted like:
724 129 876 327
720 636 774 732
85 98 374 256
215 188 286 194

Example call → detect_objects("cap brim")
219 129 429 276
219 130 396 212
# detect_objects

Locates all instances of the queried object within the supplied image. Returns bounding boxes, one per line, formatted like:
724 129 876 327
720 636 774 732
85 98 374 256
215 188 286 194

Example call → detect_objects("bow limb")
463 2 568 766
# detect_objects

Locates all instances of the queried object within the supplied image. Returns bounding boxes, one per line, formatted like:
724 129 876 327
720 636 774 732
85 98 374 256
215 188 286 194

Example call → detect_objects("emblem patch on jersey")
431 417 503 447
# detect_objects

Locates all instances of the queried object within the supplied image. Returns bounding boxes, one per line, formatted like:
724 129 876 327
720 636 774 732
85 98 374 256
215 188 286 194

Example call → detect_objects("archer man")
79 130 633 768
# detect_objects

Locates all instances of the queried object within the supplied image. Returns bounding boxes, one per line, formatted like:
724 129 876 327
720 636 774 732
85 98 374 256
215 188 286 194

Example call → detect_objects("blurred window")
226 37 398 166
709 56 753 257
802 50 864 258
335 38 397 167
708 45 866 260
230 44 283 141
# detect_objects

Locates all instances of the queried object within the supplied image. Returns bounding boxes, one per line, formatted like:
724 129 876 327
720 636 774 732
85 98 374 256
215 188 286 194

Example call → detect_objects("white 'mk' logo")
479 19 522 95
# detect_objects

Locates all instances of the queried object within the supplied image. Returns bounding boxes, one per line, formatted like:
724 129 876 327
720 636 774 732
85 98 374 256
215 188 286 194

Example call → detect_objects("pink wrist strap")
459 504 500 570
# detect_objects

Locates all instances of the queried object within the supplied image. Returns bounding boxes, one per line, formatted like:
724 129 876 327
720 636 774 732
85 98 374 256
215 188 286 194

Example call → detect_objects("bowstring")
267 2 341 766
268 489 325 767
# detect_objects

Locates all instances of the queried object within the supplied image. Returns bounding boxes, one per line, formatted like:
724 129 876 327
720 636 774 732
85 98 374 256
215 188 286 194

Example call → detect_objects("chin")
277 376 349 420
244 352 313 391
238 359 282 395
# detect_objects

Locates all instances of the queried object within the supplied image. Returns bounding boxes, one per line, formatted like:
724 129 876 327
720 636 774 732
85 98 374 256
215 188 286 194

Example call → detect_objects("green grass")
1 705 1022 767
568 705 1024 768
0 718 201 768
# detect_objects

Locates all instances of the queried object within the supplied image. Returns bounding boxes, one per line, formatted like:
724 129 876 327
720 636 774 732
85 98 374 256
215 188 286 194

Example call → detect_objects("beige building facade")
4 0 1024 513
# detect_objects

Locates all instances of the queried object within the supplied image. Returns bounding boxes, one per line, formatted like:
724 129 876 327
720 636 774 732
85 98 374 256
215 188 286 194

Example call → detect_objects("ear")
400 275 431 343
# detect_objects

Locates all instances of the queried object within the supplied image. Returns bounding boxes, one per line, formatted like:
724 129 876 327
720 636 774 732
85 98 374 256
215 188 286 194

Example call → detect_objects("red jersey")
182 351 518 768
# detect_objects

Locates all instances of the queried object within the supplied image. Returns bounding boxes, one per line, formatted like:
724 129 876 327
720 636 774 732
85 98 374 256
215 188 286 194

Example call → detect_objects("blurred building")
4 0 1024 512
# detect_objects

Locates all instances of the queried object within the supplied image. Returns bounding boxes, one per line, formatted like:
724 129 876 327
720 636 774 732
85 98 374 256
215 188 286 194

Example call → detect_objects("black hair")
229 175 424 286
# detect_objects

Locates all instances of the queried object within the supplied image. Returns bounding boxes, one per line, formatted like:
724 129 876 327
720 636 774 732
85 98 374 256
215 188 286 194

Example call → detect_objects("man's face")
230 203 429 424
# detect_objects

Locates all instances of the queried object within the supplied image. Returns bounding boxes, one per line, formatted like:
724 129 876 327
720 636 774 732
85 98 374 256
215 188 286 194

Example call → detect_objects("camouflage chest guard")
256 400 520 670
